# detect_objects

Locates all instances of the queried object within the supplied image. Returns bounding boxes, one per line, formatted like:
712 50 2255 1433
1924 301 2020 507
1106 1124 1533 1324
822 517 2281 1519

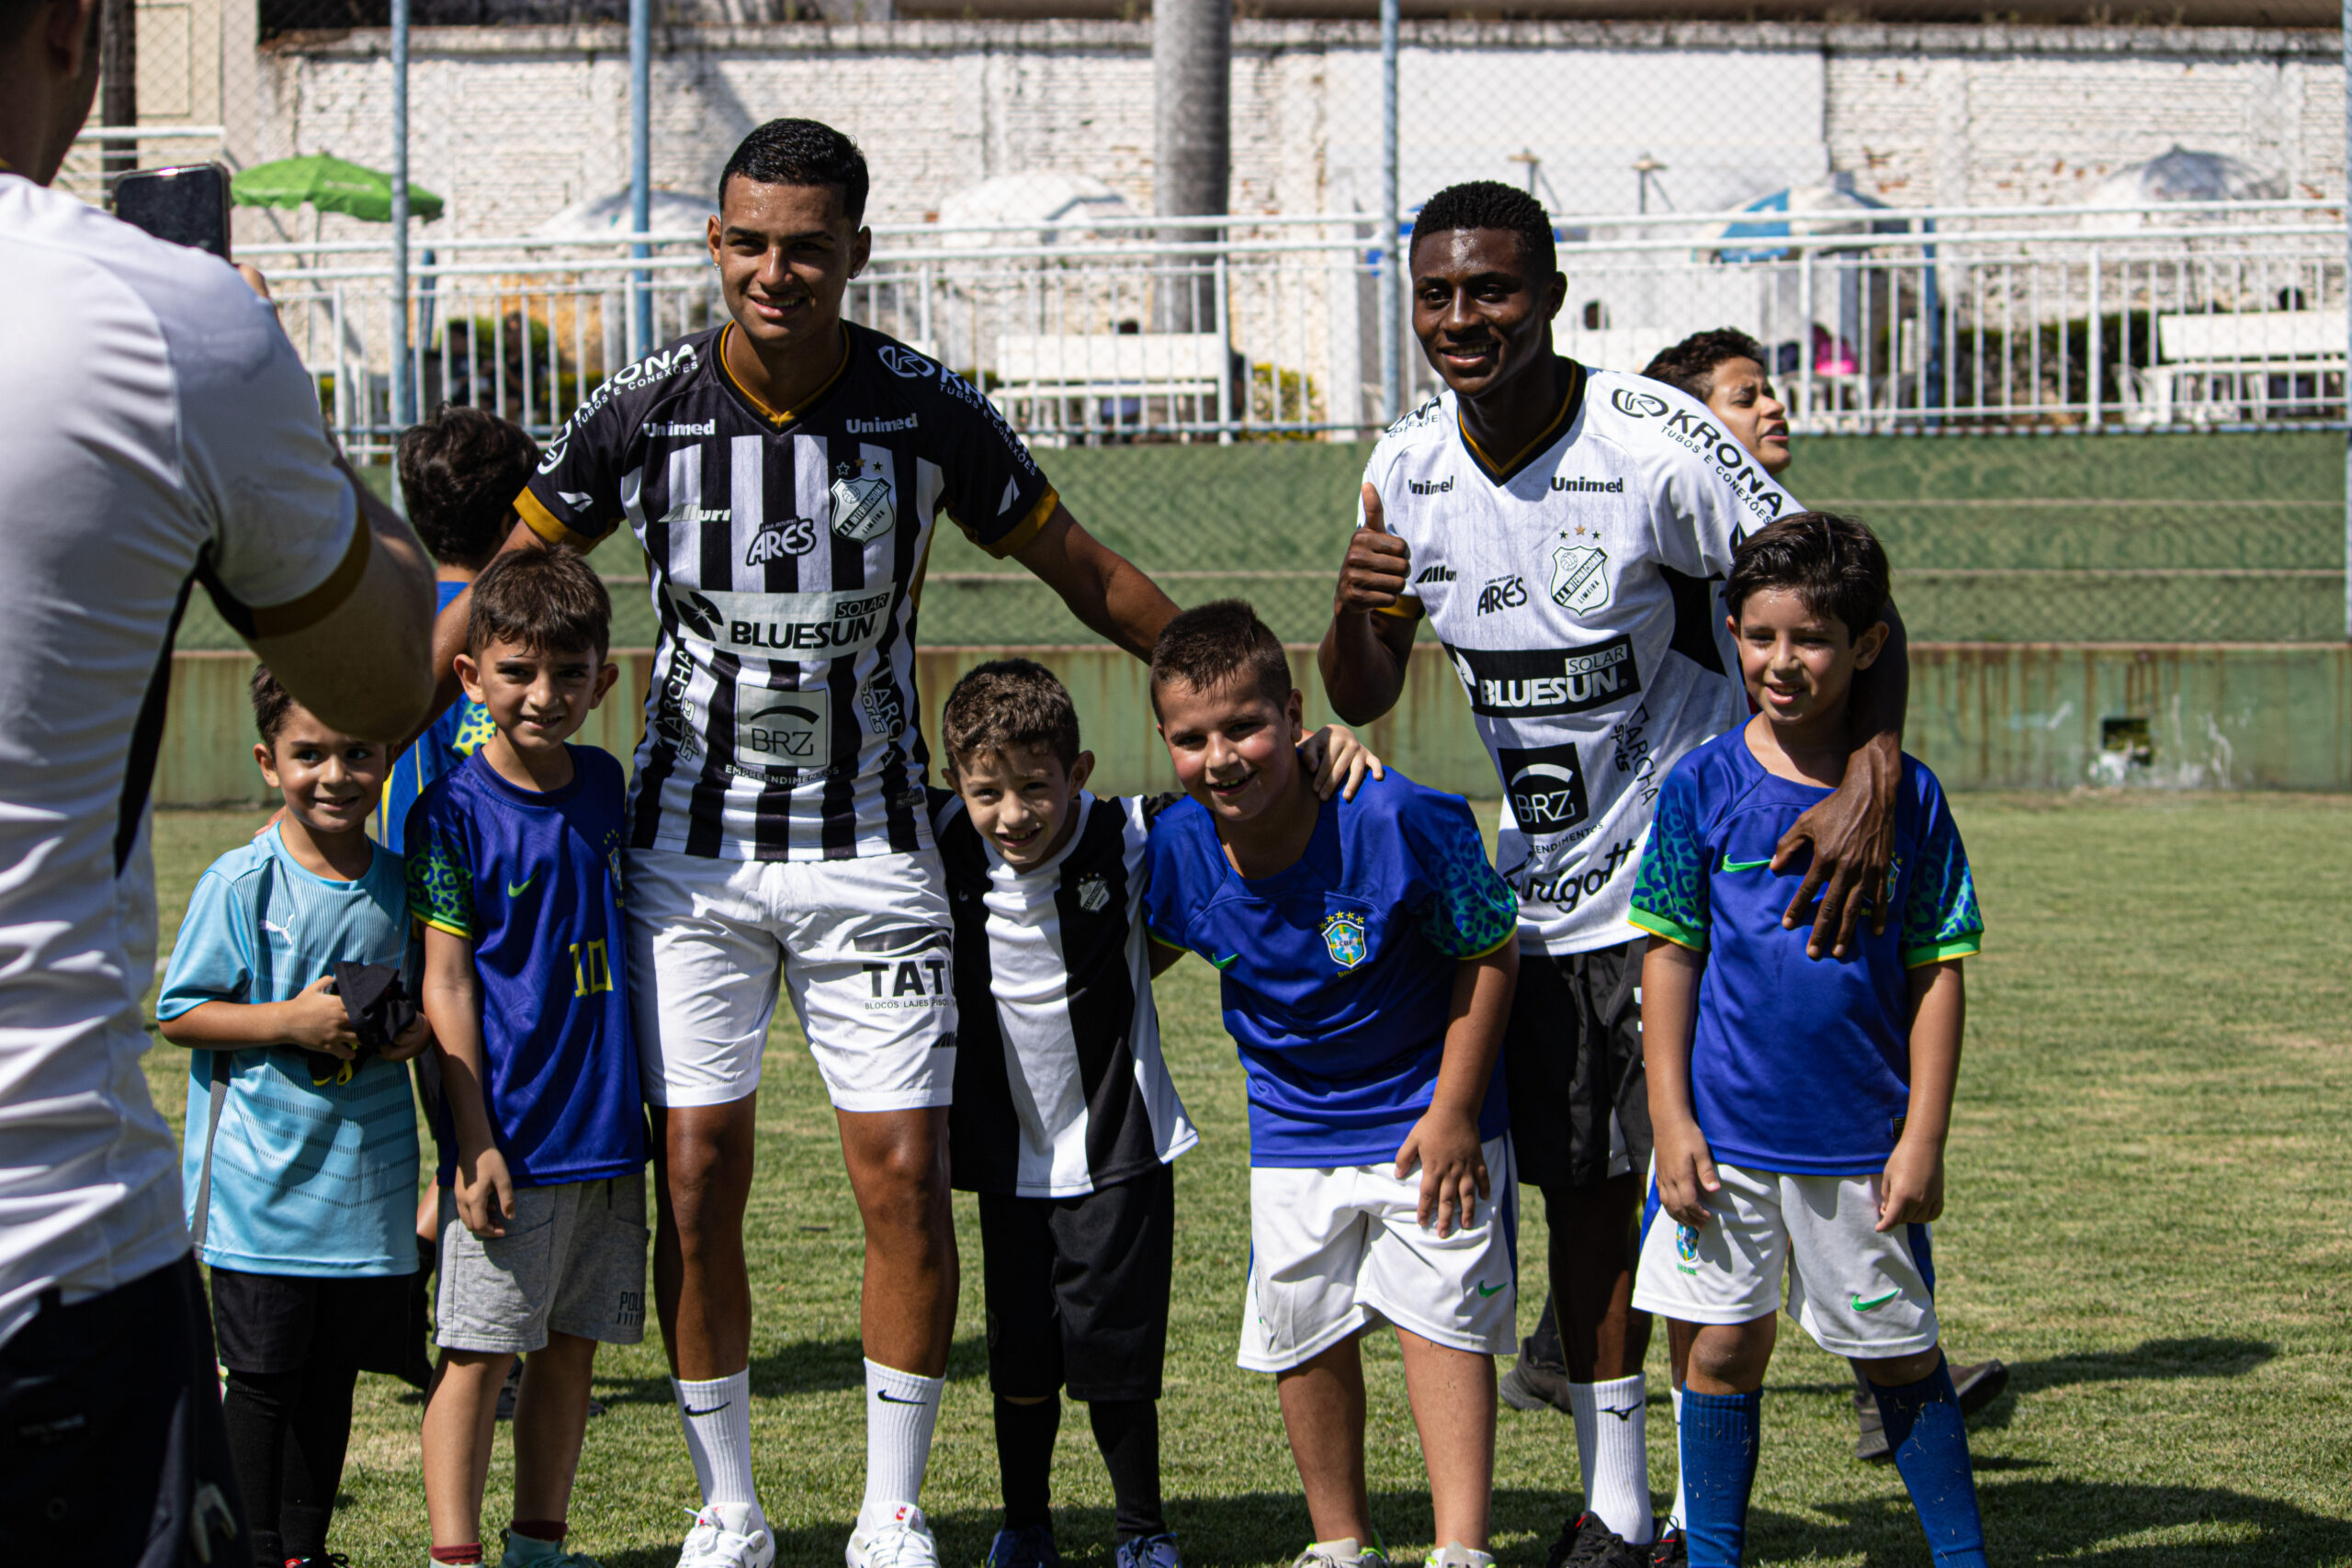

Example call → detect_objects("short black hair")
1149 599 1293 716
1725 512 1891 643
719 118 869 223
467 547 612 659
1409 181 1557 278
1642 328 1771 401
397 405 539 570
250 665 298 745
941 659 1082 774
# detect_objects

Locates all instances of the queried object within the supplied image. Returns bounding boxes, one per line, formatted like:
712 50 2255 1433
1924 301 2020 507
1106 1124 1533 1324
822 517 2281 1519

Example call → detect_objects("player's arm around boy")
412 549 648 1568
1627 513 1988 1568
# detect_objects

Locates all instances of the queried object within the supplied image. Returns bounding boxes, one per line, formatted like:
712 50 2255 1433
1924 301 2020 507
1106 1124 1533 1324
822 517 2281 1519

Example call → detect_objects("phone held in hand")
113 163 233 259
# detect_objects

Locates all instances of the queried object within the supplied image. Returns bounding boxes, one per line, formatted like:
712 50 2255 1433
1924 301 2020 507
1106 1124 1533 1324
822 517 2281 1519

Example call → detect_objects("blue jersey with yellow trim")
405 746 644 1187
375 579 495 853
1142 771 1518 1168
1628 728 1983 1176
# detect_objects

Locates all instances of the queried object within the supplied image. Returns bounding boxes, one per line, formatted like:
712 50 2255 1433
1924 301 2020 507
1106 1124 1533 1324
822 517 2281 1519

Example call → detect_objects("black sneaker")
1499 1357 1576 1415
1648 1531 1687 1568
984 1525 1062 1568
1542 1513 1647 1568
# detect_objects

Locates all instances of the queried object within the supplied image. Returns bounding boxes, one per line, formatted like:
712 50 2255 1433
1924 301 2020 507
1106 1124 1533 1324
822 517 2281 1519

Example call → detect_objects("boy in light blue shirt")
158 666 435 1568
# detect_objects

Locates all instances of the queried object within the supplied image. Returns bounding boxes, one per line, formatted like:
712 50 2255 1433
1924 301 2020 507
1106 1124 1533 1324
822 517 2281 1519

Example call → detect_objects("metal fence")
241 197 2350 463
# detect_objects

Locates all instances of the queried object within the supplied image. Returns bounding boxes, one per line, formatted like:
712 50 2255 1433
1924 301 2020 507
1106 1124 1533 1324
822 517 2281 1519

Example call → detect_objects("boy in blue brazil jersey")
1142 603 1521 1568
1627 514 1985 1568
409 548 645 1568
157 667 435 1568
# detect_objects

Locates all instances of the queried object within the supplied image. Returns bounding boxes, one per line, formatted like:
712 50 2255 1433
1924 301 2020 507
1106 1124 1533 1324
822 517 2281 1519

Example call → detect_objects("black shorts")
978 1163 1175 1403
0 1254 245 1564
1503 937 1649 1190
210 1266 413 1376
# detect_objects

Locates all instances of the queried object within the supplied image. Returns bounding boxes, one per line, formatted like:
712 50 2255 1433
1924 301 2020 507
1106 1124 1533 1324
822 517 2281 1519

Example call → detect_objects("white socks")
1666 1383 1687 1533
1567 1373 1653 1545
859 1358 945 1534
675 1370 762 1514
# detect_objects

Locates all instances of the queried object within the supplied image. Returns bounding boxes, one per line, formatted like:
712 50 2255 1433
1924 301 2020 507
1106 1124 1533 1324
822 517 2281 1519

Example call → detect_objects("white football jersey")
1363 359 1799 955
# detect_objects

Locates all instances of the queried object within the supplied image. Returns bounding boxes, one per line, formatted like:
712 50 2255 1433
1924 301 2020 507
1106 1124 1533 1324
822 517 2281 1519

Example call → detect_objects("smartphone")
114 163 233 260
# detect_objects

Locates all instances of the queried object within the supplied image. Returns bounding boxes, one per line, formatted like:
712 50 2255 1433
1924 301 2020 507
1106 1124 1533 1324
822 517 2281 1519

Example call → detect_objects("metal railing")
235 198 2350 458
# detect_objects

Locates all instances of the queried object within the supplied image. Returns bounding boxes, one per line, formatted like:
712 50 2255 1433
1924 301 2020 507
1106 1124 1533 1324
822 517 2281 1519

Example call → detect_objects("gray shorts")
435 1175 649 1353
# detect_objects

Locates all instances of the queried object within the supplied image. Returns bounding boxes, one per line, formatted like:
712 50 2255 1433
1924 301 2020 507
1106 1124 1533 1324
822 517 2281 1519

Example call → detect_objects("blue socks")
1678 1388 1760 1568
1870 1359 1990 1568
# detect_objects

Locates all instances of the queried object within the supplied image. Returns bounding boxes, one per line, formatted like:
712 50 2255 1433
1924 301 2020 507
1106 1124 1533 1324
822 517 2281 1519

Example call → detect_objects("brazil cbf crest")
831 457 896 543
1321 910 1369 970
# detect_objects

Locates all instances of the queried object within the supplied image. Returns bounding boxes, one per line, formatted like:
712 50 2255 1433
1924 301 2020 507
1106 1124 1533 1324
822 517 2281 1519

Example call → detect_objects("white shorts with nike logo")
1238 1134 1518 1373
1630 1160 1940 1359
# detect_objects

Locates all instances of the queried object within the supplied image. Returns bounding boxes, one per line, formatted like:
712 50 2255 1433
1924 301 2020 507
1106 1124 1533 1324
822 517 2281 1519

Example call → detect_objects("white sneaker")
1422 1546 1494 1568
848 1502 942 1568
676 1503 776 1568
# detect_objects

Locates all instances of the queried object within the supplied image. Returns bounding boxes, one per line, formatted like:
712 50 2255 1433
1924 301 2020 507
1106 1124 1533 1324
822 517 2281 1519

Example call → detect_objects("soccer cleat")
1288 1539 1391 1568
1423 1545 1495 1568
1541 1513 1648 1568
676 1504 776 1568
982 1525 1061 1568
847 1503 941 1568
1498 1357 1576 1415
1115 1534 1185 1568
500 1530 604 1568
1648 1530 1688 1568
1853 1359 2010 1463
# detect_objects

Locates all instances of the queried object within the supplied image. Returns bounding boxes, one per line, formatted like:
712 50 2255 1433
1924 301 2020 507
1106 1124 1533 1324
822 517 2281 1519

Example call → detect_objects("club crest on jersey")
746 515 818 565
1549 543 1611 615
831 458 896 543
1076 873 1110 913
1321 910 1369 970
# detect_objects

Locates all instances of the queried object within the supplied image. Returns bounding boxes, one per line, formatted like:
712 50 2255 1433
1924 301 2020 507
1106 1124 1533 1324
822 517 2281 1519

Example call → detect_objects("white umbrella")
531 188 717 241
933 172 1138 248
2081 146 2285 228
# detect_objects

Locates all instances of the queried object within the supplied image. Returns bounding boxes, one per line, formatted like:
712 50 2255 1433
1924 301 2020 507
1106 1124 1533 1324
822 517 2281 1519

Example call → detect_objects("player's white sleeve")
1638 394 1801 580
174 268 365 630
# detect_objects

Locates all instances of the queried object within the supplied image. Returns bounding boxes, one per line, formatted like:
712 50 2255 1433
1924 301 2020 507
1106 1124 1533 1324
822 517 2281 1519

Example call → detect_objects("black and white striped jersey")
518 322 1059 862
932 789 1198 1199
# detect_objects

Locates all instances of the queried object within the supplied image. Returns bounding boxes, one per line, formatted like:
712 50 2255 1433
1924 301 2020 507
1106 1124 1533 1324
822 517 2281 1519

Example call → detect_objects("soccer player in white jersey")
440 122 1180 1568
1318 184 1911 1568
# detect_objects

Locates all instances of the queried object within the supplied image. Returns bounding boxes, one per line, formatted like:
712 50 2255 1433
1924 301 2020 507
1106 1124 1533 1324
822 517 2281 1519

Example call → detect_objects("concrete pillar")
1154 0 1228 335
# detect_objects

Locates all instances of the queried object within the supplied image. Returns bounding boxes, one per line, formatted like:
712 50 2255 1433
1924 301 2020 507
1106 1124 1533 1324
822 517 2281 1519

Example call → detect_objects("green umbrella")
232 153 443 223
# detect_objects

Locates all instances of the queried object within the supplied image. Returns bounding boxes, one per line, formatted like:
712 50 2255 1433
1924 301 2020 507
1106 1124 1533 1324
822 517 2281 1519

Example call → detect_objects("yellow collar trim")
718 321 851 427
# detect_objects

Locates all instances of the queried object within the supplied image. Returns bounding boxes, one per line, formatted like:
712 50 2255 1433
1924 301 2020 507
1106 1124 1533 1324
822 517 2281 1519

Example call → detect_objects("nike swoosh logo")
1475 1281 1506 1298
681 1401 730 1417
1850 1288 1902 1313
1209 953 1238 971
1719 855 1773 874
1599 1404 1642 1421
507 874 537 897
876 1389 932 1404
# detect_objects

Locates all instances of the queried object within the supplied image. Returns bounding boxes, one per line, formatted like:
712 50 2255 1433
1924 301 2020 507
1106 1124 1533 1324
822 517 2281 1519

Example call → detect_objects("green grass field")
143 793 2352 1567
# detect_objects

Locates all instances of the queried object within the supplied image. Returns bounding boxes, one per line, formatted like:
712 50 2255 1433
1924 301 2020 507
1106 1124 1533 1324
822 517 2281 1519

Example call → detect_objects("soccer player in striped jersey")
435 121 1181 1568
928 659 1384 1568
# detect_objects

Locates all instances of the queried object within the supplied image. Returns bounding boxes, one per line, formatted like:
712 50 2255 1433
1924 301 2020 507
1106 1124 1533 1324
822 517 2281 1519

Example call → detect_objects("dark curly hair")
1149 599 1293 716
1725 512 1890 643
1642 328 1771 401
720 118 869 222
1409 180 1557 278
941 659 1082 774
250 664 298 745
396 405 539 571
467 547 612 659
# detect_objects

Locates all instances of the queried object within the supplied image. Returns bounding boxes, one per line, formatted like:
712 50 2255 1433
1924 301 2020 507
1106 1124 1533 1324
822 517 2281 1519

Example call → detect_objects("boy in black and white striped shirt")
930 660 1381 1568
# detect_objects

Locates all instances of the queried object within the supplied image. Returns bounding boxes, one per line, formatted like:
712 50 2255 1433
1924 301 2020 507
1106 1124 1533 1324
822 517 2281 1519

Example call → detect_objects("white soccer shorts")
1238 1134 1519 1372
623 845 956 1112
1630 1159 1940 1359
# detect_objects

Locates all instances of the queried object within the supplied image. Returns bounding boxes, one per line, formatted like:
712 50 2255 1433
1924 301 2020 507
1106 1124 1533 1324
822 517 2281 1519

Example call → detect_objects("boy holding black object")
932 658 1384 1568
409 548 646 1568
157 667 435 1568
1629 513 1986 1568
1143 603 1520 1568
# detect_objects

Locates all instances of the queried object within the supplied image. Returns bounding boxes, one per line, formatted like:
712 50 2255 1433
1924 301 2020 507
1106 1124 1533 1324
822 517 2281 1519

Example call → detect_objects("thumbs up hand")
1336 482 1415 616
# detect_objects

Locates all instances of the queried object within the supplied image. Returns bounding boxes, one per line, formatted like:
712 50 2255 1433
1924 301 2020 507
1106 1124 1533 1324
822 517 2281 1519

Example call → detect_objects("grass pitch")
142 793 2352 1566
